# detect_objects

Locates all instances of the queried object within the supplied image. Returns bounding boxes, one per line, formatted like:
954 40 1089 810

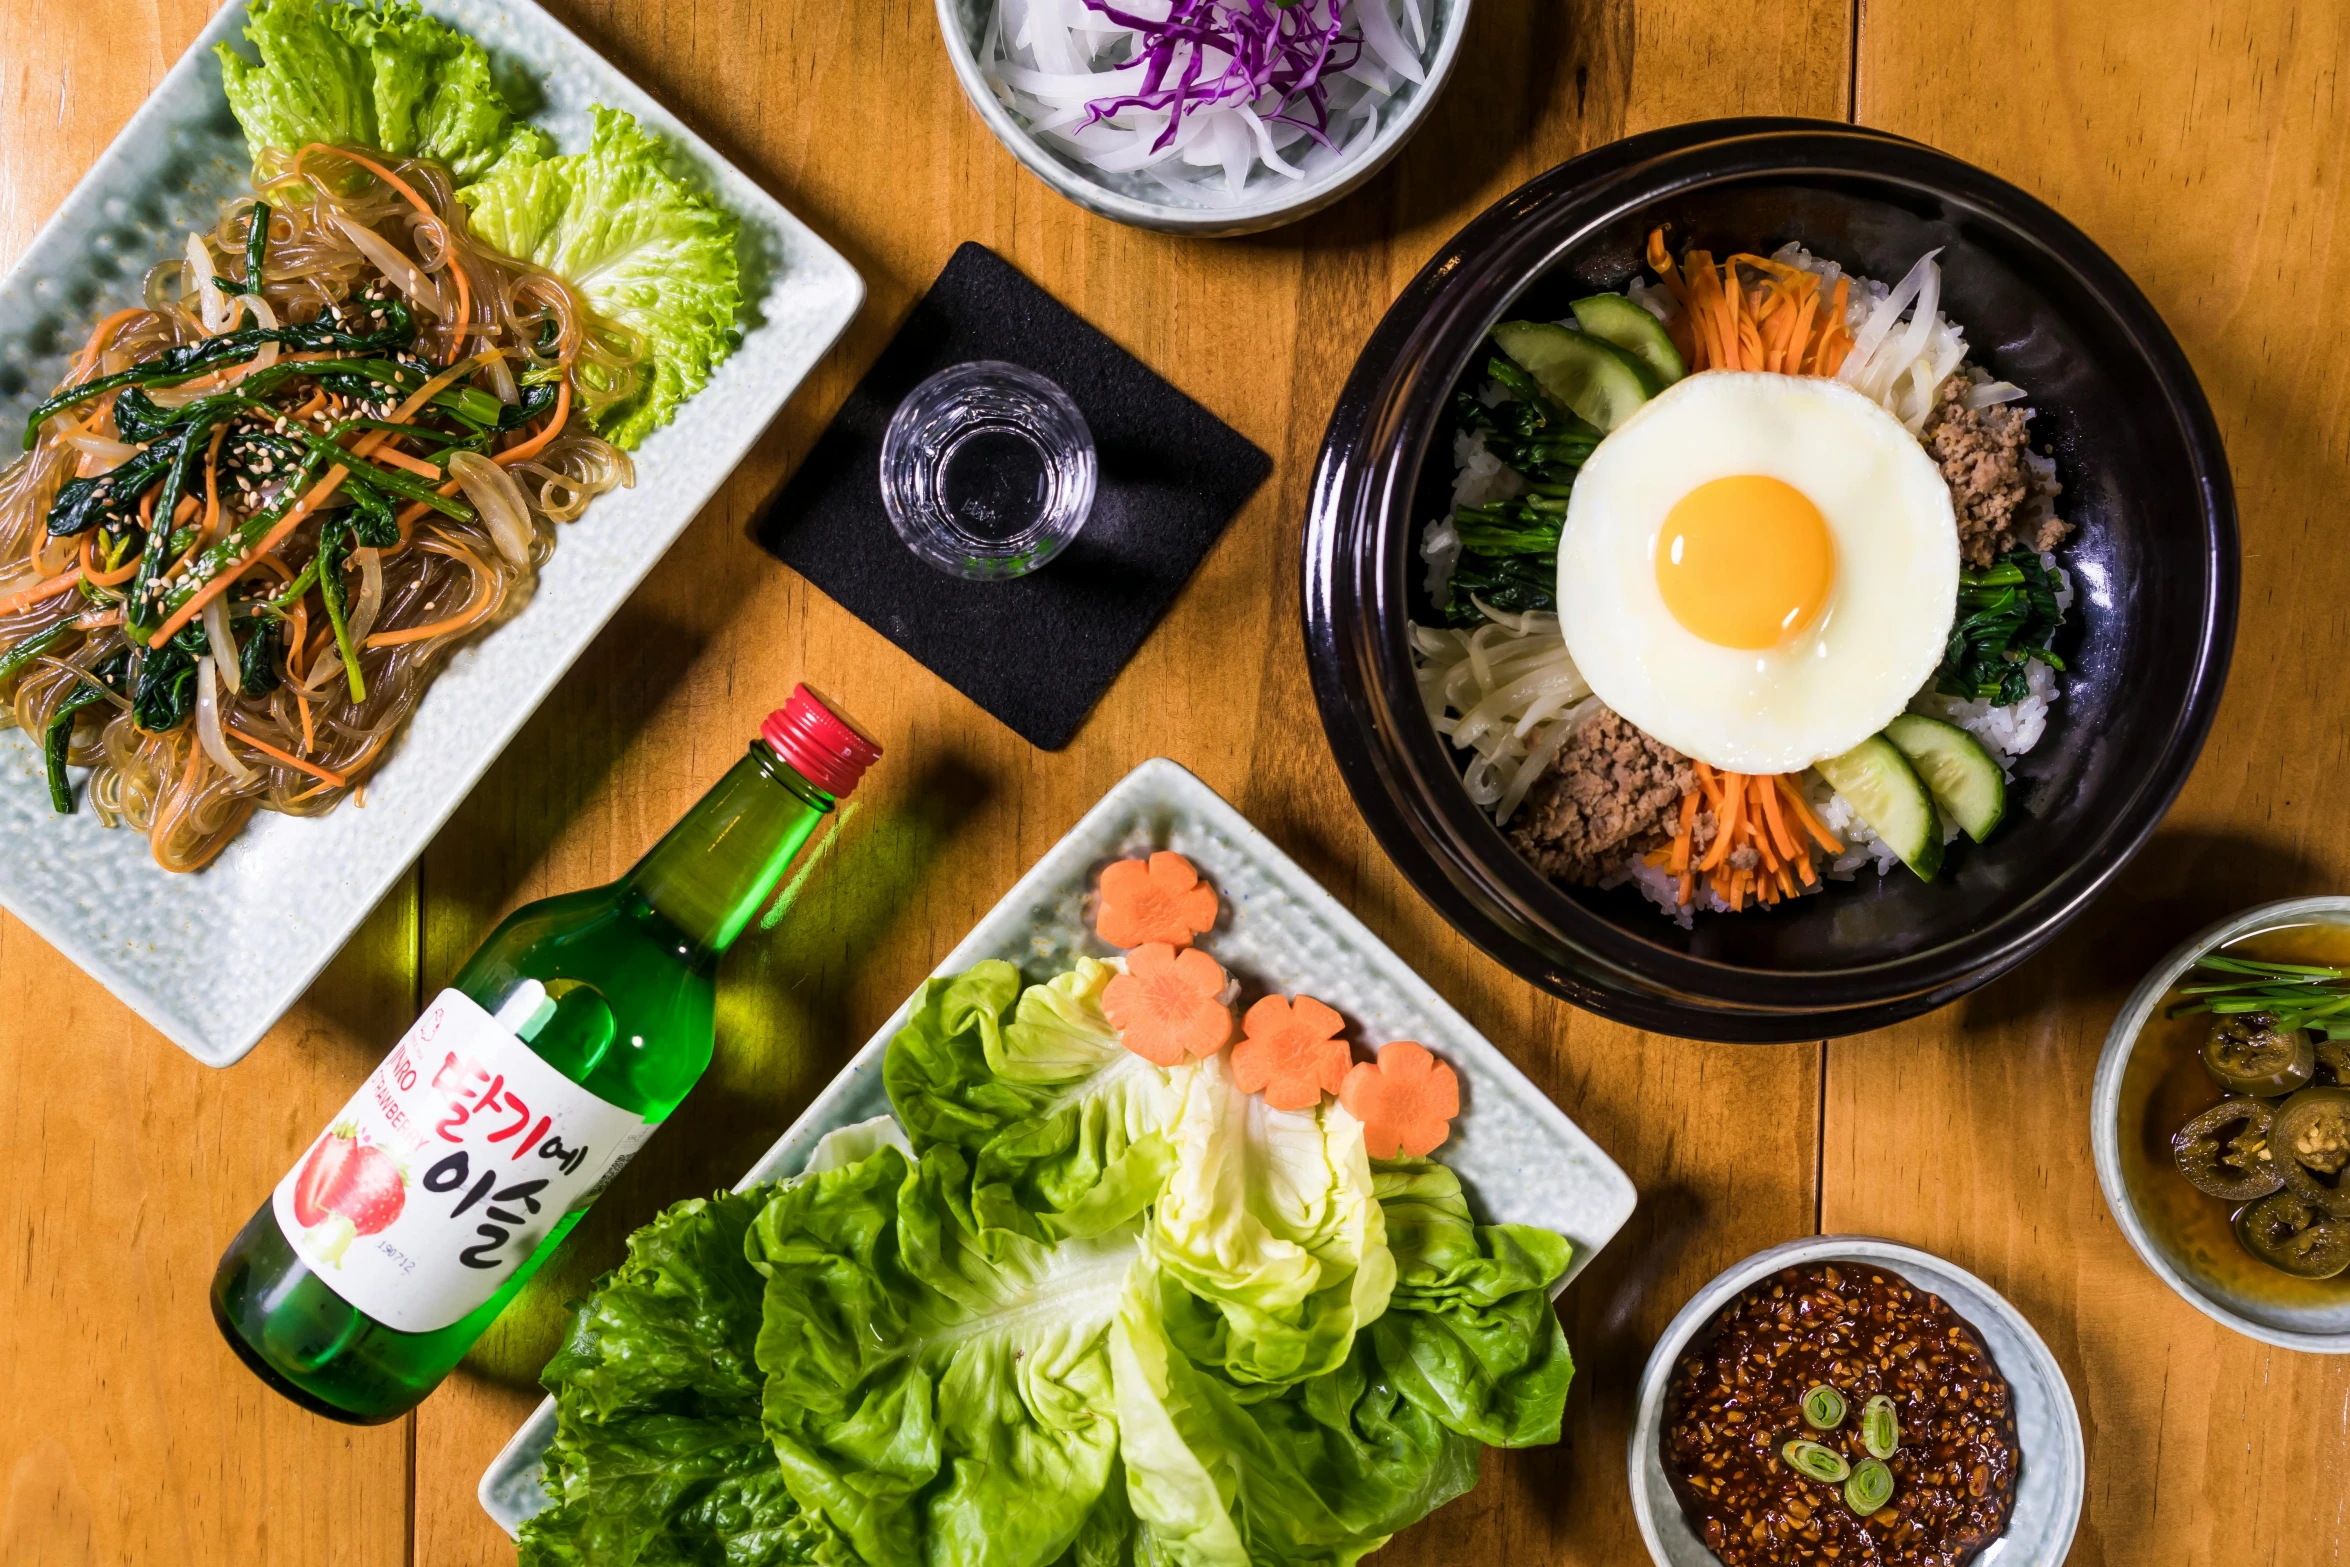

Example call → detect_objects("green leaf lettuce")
215 0 550 183
459 107 743 449
518 1186 852 1566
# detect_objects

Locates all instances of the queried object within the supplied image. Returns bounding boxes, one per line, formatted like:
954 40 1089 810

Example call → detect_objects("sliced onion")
61 431 142 464
203 594 242 696
1352 0 1427 85
31 529 77 578
195 657 258 785
484 351 519 405
244 294 281 376
188 232 243 335
446 451 534 566
337 215 445 320
348 546 385 648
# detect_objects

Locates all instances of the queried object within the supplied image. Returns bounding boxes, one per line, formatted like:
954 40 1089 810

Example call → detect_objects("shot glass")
879 361 1097 581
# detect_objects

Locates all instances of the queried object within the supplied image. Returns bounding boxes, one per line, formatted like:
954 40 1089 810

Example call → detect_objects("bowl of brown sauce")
1630 1237 2084 1567
2093 896 2350 1351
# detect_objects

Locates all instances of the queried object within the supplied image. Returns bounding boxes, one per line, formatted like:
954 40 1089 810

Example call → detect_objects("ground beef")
1921 374 2070 567
1509 707 1694 885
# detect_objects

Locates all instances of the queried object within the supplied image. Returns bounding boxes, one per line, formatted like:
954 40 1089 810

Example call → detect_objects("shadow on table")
451 751 996 1392
1954 826 2327 1036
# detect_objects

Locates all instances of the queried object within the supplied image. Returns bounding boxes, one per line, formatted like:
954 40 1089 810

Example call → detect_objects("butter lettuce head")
1148 1054 1395 1389
459 106 743 449
885 958 1176 1241
518 1186 852 1567
747 1142 1134 1567
215 0 549 181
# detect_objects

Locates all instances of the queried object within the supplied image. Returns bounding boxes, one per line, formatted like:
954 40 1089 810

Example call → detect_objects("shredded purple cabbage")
1078 0 1365 154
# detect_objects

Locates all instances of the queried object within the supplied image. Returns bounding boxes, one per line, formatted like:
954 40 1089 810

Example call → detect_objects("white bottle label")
271 987 651 1334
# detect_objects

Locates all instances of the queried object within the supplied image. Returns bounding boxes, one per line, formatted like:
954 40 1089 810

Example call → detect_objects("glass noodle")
0 144 640 871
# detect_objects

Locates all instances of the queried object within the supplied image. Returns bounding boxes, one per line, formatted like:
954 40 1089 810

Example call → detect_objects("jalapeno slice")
2272 1087 2350 1217
2173 1098 2284 1201
2202 1015 2317 1095
2234 1192 2350 1279
2318 1041 2350 1086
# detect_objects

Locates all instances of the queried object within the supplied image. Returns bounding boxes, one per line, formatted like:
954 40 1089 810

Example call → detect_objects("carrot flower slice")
1103 943 1232 1067
1231 993 1352 1111
1339 1041 1461 1159
1094 851 1220 949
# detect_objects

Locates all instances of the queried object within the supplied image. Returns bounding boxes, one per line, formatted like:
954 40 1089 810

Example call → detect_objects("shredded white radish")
447 451 534 565
195 657 257 785
203 595 242 696
1773 241 1974 433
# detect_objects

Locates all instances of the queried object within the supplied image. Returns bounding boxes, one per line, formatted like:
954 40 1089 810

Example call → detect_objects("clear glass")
880 360 1096 580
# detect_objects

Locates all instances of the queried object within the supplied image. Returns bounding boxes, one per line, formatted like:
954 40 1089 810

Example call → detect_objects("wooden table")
1 0 2343 1561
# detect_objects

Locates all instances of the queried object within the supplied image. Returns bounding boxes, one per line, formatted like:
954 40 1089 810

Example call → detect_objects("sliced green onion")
1845 1457 1894 1514
1781 1440 1850 1484
1801 1385 1847 1430
1860 1395 1899 1459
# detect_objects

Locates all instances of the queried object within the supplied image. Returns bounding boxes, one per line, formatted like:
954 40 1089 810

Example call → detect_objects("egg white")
1557 372 1958 775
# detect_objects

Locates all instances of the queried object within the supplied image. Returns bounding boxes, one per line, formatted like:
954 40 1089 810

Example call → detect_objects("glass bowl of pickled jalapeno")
2094 896 2350 1351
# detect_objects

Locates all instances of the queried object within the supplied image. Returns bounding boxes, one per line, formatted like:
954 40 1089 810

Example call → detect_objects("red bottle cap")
761 685 881 798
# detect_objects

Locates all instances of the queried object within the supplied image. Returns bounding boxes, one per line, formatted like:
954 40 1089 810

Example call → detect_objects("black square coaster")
755 242 1272 750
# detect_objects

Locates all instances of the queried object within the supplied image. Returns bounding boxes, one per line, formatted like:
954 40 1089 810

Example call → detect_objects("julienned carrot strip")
1757 772 1799 860
223 723 346 787
1747 776 1781 872
295 690 315 755
0 567 86 617
1699 770 1744 872
81 533 136 587
70 308 146 385
370 445 442 479
147 464 353 648
495 377 570 467
1671 788 1698 874
1776 774 1844 854
200 424 227 546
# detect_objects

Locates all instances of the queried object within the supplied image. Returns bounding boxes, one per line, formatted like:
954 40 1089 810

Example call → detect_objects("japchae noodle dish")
0 0 741 871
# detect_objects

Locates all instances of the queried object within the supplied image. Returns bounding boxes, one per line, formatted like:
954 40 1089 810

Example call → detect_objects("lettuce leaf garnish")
885 958 1177 1240
749 1142 1133 1567
215 0 549 183
531 961 1577 1567
516 1186 853 1566
460 107 743 450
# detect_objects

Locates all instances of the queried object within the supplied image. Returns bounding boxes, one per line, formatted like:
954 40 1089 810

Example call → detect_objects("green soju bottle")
210 686 881 1423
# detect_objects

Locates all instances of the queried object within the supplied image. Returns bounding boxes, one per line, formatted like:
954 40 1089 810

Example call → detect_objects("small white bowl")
933 0 1471 237
1628 1236 2085 1567
2090 895 2350 1353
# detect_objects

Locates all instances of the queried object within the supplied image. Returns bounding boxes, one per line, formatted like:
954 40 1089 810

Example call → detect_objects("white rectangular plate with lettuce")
0 0 860 1066
478 757 1638 1544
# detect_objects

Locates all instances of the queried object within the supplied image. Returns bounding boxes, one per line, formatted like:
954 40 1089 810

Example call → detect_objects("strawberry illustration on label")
291 1124 408 1266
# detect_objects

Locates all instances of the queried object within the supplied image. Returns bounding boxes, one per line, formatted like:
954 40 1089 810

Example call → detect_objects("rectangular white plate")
477 756 1638 1536
0 0 862 1066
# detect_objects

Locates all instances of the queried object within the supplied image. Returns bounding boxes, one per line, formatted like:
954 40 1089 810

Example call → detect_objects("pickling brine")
210 685 881 1423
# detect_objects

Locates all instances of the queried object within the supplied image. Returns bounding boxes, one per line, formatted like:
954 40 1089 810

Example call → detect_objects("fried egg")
1557 372 1958 775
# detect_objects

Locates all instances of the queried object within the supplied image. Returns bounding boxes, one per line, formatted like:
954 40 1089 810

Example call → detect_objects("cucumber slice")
1570 293 1686 390
1884 713 2006 842
1813 736 1944 881
1490 321 1652 433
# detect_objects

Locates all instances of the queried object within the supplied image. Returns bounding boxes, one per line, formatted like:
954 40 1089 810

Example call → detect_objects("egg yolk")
1654 475 1836 649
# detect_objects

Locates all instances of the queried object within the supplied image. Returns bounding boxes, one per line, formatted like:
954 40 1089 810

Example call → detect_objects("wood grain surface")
0 0 2331 1563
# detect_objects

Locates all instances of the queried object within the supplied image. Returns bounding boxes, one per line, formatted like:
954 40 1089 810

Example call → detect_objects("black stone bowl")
1302 119 2237 1042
